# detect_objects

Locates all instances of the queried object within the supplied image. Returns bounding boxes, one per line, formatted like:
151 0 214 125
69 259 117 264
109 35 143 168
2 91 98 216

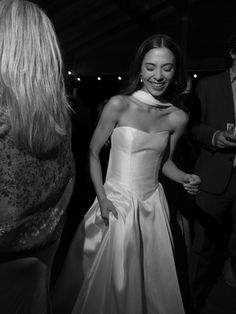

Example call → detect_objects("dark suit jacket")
192 70 235 194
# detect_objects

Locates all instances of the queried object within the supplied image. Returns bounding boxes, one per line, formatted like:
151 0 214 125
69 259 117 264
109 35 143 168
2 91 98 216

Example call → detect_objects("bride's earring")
139 74 143 83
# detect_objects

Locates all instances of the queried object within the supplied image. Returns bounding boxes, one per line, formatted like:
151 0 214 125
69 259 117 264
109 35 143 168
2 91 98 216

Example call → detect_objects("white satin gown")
53 126 185 314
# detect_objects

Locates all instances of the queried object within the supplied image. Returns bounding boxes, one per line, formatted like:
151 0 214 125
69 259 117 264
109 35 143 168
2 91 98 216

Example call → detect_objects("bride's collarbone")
134 108 172 123
129 96 172 112
130 103 172 119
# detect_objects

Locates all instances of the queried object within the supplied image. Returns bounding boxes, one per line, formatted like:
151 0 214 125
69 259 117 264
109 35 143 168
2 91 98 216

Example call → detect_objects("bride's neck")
140 89 168 104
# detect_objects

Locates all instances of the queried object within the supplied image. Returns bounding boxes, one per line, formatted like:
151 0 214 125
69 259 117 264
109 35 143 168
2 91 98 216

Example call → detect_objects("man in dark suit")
189 34 236 312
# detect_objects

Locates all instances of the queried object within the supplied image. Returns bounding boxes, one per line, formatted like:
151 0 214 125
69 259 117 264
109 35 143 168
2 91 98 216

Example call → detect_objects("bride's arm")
161 109 201 194
89 96 124 221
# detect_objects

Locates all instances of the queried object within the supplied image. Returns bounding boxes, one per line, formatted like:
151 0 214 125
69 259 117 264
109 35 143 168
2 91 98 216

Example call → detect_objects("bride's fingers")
187 188 200 193
186 188 199 194
184 185 197 191
186 184 200 189
101 212 109 221
189 187 200 191
184 183 200 188
183 185 200 193
110 206 118 219
101 214 109 226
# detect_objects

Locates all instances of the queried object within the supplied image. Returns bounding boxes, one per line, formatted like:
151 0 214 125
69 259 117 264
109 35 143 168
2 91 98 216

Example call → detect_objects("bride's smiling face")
140 47 176 98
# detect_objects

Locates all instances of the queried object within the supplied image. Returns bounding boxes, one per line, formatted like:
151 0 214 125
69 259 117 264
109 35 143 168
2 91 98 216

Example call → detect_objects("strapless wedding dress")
53 126 185 314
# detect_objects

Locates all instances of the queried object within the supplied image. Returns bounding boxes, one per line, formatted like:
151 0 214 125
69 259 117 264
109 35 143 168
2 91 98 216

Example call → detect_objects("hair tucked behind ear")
0 0 71 155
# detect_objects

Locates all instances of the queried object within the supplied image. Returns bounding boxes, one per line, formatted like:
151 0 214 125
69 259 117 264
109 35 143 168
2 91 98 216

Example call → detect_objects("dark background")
32 0 236 75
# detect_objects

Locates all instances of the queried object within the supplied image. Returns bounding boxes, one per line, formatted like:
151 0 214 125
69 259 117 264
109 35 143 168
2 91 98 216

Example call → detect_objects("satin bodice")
106 126 169 199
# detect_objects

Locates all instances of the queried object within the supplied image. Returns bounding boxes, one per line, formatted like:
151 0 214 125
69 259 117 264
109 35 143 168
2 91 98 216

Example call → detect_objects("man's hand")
213 131 236 149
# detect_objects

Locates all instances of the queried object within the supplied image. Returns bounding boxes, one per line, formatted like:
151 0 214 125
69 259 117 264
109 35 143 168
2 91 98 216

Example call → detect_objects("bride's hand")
99 198 118 224
182 174 201 195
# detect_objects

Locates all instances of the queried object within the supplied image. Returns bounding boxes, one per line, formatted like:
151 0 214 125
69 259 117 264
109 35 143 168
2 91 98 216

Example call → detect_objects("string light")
65 74 127 82
193 74 198 78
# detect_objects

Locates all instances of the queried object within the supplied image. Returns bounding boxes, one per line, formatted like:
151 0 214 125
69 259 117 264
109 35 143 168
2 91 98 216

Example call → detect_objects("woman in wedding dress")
52 34 201 314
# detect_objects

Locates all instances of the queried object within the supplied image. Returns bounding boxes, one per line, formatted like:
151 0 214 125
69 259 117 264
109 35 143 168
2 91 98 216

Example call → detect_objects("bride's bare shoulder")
169 106 189 130
105 95 129 113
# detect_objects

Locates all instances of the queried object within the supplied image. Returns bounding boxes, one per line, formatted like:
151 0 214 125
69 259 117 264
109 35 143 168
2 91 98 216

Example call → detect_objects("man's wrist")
212 130 221 146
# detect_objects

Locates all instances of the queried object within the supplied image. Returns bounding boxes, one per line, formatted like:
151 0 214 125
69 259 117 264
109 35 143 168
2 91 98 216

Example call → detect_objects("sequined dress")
0 109 75 253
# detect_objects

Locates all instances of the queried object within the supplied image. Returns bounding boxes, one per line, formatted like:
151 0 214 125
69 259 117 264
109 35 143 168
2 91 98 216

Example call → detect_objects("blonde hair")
0 0 71 154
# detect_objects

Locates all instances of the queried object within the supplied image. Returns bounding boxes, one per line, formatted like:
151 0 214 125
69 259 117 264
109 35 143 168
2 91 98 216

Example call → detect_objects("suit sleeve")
191 80 218 152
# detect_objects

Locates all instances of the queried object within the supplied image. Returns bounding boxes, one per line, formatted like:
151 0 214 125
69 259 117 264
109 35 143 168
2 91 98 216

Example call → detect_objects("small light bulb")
97 77 101 81
68 71 72 75
193 74 198 78
77 77 81 81
118 76 122 80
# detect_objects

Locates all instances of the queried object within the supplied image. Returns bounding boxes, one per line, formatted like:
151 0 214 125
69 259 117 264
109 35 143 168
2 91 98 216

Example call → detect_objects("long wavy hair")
123 34 187 105
0 0 71 154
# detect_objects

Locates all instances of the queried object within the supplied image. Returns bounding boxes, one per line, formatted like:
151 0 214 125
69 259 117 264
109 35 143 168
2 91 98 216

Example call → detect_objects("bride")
52 34 201 314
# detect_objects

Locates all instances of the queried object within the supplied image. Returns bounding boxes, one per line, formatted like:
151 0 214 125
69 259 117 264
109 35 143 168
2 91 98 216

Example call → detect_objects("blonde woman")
0 0 75 313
